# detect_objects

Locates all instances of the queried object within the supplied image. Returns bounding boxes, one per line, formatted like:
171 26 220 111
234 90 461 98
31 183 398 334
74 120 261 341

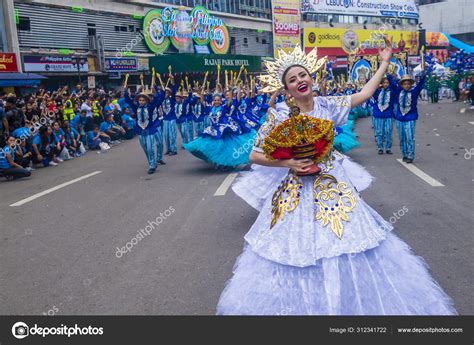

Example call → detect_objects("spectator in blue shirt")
120 106 136 140
31 125 60 166
100 113 125 141
86 124 111 150
0 135 32 180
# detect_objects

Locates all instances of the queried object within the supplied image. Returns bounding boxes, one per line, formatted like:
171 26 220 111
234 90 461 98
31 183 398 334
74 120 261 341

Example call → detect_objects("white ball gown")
216 95 457 315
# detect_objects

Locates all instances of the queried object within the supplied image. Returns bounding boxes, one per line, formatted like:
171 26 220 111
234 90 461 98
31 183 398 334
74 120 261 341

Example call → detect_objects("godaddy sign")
143 6 230 55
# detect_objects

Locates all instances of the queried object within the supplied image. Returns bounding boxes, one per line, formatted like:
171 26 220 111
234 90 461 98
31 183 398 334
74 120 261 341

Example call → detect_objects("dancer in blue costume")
176 89 195 147
231 85 260 132
203 92 213 127
183 86 196 142
192 93 207 138
216 41 456 315
124 86 164 174
346 83 366 121
372 77 396 154
184 85 256 168
252 89 269 124
161 82 178 156
388 72 426 163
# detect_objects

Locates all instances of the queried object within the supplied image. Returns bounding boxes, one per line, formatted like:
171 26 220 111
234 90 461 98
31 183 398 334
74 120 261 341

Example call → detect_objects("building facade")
11 0 273 87
418 0 474 45
1 0 22 73
301 0 420 71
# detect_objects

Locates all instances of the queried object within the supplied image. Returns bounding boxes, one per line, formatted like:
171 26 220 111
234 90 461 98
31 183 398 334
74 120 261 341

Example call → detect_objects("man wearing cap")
388 72 426 163
125 86 164 174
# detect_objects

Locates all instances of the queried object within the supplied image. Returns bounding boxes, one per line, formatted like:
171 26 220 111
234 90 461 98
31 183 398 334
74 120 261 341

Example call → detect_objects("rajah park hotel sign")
143 6 230 55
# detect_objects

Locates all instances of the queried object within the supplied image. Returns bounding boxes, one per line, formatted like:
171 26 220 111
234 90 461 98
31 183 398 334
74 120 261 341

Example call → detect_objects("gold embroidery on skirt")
270 174 302 229
313 174 357 239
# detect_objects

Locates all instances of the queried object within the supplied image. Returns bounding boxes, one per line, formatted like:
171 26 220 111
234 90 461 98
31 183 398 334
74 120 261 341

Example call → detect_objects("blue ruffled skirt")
184 130 257 167
216 233 457 315
334 120 360 154
348 106 369 121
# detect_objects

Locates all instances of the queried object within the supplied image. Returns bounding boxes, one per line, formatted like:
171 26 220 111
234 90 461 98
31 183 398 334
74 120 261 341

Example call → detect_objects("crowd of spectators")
0 84 135 181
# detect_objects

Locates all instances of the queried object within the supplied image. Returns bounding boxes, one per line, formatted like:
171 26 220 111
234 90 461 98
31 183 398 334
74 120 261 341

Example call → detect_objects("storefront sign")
0 53 19 72
105 57 138 72
301 0 418 18
272 0 301 54
23 55 89 73
143 6 229 55
304 27 419 56
149 54 261 73
87 75 96 89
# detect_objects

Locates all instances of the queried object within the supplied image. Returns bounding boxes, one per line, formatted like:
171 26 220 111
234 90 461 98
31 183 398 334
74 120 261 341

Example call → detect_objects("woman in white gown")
216 40 457 315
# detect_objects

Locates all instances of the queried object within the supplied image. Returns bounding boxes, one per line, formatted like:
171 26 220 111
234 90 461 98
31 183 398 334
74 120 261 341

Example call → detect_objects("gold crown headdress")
258 45 328 93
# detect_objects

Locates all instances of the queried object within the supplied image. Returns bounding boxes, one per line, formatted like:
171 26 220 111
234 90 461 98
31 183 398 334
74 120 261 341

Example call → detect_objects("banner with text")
23 55 89 73
304 27 419 56
301 0 418 18
272 0 301 54
149 54 262 73
0 53 19 73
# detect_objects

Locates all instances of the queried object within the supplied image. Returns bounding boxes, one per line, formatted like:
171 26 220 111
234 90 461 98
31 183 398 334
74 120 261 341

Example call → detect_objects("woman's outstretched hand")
379 36 393 64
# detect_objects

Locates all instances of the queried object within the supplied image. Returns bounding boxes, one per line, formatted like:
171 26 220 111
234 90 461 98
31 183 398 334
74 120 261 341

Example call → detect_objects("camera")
14 324 29 337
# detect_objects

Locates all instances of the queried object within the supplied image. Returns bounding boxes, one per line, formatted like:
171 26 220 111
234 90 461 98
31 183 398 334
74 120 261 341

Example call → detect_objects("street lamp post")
71 56 87 84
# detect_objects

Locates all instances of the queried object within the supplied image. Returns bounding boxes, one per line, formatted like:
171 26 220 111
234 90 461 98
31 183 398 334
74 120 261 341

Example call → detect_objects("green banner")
149 54 262 73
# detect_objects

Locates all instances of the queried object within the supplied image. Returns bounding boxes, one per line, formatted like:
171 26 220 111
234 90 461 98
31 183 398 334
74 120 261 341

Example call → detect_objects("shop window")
87 23 96 36
18 16 31 31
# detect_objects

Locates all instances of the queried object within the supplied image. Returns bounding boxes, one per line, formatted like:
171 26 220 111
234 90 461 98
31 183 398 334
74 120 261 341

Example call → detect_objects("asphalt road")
0 100 472 315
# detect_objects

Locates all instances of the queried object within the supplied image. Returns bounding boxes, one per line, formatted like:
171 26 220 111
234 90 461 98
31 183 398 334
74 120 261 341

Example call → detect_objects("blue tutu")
348 106 369 121
334 120 360 154
184 130 256 167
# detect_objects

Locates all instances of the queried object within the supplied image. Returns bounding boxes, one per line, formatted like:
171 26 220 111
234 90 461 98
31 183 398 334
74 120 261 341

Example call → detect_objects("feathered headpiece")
258 45 328 93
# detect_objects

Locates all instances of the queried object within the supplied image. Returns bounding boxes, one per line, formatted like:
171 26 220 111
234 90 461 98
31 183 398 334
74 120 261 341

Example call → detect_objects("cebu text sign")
143 6 230 55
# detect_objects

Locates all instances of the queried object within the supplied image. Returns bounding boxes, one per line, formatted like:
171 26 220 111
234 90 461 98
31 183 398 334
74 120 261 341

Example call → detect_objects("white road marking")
396 160 444 187
10 171 102 207
469 121 474 125
460 108 466 113
214 173 239 196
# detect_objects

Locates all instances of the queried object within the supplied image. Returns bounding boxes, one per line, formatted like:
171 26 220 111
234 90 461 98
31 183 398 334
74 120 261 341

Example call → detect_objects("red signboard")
0 53 19 72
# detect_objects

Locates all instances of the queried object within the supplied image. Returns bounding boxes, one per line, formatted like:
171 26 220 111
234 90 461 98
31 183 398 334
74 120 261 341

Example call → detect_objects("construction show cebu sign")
143 6 230 55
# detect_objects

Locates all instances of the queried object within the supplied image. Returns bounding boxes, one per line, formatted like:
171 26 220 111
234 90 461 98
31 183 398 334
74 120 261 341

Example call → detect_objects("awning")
443 33 474 53
0 72 47 87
